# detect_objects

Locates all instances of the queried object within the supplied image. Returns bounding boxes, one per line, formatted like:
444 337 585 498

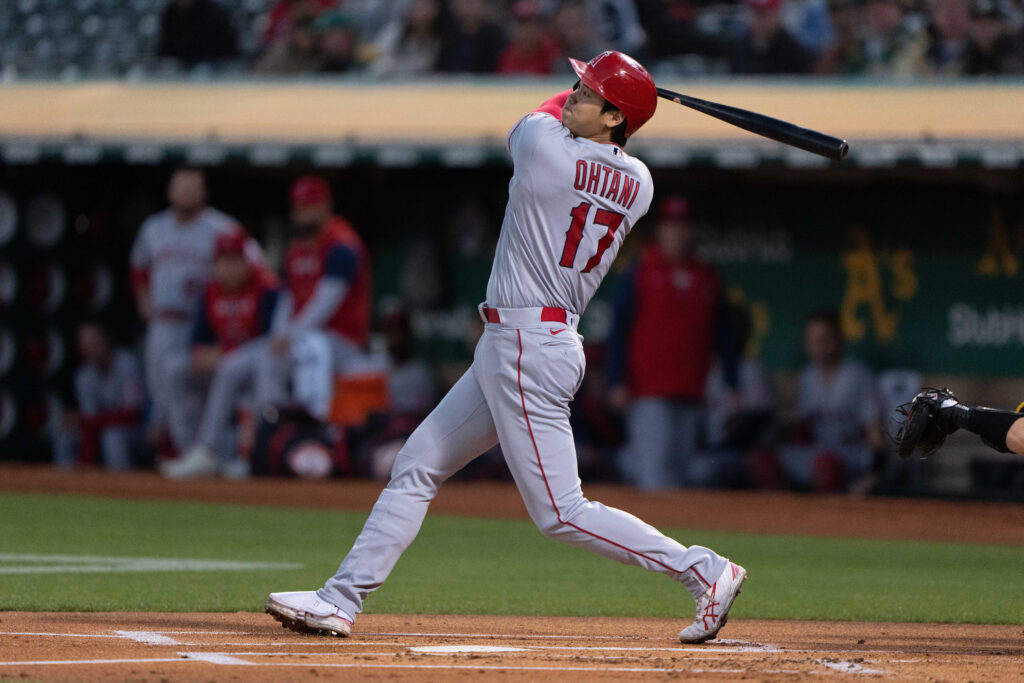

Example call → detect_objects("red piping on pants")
515 330 709 588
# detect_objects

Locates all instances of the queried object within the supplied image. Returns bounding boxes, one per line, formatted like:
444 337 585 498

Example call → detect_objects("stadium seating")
1 0 271 77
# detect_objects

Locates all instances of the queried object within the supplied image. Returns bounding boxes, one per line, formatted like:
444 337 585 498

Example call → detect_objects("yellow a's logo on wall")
841 227 917 343
977 208 1018 278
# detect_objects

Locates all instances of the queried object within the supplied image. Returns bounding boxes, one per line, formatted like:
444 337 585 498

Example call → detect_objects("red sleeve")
131 267 149 290
508 90 573 153
533 90 572 118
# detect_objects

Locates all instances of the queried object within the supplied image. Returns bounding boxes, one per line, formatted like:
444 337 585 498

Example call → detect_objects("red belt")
482 306 567 324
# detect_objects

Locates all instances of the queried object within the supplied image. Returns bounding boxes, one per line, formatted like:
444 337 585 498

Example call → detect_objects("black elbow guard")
966 407 1020 454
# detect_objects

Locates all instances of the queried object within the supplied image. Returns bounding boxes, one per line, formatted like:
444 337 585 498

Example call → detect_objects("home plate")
410 645 528 654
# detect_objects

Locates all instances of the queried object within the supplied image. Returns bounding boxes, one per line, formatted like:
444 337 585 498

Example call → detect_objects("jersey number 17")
559 201 625 273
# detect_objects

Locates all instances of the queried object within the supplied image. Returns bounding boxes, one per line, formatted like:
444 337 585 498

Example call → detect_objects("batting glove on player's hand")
893 387 969 460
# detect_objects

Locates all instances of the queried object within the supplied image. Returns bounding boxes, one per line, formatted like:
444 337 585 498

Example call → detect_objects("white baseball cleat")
679 561 747 644
265 590 353 637
219 458 250 480
160 445 219 479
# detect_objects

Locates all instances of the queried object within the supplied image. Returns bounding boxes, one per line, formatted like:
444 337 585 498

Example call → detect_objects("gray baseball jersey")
74 349 145 416
798 358 880 447
129 207 242 316
487 111 654 314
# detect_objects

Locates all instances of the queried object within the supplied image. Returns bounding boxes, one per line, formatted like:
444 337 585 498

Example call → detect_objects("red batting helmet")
568 51 657 139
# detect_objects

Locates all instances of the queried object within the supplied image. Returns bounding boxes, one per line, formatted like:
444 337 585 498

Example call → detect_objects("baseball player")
266 51 746 645
896 387 1024 458
777 310 883 492
255 176 371 421
130 167 261 456
161 232 278 479
53 321 145 470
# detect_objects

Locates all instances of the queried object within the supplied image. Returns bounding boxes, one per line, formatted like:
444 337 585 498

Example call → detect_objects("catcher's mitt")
892 388 963 459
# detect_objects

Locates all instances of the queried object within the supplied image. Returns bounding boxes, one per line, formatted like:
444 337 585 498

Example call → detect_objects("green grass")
0 492 1021 624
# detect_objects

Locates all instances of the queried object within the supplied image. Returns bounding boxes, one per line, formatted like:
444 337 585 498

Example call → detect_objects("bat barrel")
656 87 848 161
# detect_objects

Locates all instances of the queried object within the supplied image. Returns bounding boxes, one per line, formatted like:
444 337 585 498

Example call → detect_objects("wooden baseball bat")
655 87 849 161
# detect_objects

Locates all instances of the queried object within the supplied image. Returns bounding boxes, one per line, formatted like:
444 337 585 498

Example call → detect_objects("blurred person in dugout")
765 310 884 493
160 233 279 479
256 176 371 422
690 301 775 489
53 322 145 471
130 168 259 460
607 196 739 491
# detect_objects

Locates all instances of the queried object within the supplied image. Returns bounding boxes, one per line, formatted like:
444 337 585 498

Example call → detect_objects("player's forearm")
533 90 572 118
1006 418 1024 456
289 278 349 333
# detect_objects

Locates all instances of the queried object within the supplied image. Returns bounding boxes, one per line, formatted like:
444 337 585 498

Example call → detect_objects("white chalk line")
196 650 764 664
114 630 182 645
821 660 885 675
131 630 245 634
0 553 301 574
360 630 676 640
184 648 760 658
0 630 772 654
2 628 914 677
182 653 255 665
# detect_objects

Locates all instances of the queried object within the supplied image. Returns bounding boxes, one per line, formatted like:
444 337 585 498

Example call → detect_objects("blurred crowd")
156 0 1024 78
5 0 1023 78
53 166 925 496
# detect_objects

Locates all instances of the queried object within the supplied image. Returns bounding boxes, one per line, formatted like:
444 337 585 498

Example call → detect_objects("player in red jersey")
256 176 372 420
162 232 278 479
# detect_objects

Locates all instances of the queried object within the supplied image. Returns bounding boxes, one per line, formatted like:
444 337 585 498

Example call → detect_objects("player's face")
804 320 842 366
214 254 249 290
167 171 206 213
561 83 624 141
77 324 109 364
291 203 330 237
657 219 695 260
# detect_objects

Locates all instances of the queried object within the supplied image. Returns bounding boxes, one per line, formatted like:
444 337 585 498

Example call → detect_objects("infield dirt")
2 612 1023 681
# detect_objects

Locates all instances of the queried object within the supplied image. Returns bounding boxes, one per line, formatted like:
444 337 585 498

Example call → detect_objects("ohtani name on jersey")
572 160 641 210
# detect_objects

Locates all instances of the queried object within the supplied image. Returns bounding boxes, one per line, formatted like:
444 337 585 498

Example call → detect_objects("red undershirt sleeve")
533 90 571 118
